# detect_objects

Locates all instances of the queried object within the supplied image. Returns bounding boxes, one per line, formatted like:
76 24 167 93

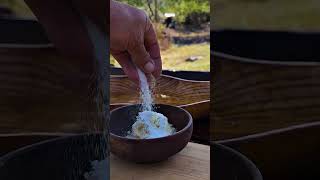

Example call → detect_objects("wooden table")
111 142 210 180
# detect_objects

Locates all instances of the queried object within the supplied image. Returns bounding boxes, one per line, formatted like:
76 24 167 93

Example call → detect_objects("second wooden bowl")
110 75 210 121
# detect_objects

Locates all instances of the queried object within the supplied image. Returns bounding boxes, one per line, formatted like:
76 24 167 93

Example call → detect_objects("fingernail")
144 61 155 73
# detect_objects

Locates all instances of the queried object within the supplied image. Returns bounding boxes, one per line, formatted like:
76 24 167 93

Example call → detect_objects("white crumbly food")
129 111 176 139
129 68 175 139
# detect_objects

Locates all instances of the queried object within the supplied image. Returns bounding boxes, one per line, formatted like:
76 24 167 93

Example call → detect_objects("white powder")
137 68 153 111
127 68 176 139
131 111 176 139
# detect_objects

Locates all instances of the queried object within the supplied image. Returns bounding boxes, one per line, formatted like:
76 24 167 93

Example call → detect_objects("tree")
117 0 209 24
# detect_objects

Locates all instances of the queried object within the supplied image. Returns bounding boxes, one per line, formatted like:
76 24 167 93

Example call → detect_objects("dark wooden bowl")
212 29 320 140
0 133 63 157
110 104 193 163
0 133 109 180
216 121 320 180
211 143 263 180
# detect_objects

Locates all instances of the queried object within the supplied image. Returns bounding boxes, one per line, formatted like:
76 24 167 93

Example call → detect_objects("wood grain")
110 142 210 180
0 46 105 134
212 54 320 140
111 75 210 120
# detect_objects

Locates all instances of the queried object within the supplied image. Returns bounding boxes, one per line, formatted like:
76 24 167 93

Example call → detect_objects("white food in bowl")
129 111 176 139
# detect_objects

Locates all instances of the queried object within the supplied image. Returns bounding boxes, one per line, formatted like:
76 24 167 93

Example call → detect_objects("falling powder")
137 68 153 111
127 68 176 139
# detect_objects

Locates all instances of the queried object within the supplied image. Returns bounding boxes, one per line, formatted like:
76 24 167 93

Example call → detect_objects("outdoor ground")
111 26 210 72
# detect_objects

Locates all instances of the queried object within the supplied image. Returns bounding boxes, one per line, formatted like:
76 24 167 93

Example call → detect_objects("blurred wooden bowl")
212 29 320 140
211 143 262 180
0 133 108 180
216 121 320 180
0 18 105 134
0 133 69 156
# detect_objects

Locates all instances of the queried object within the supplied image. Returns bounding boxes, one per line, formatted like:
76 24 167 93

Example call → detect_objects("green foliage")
162 0 209 23
116 0 209 24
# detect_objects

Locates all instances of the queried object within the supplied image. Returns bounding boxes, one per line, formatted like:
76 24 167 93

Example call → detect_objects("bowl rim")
110 100 210 110
0 133 107 165
110 104 193 142
211 143 263 180
213 51 320 66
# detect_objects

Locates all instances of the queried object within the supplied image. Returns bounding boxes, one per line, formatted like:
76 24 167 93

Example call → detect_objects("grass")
213 0 320 31
111 43 210 71
161 43 210 71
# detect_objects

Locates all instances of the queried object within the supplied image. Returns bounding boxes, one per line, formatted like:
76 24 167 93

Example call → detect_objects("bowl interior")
110 75 209 107
110 104 191 138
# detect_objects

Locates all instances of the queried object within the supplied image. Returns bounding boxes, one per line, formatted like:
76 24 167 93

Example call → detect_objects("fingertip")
143 61 155 73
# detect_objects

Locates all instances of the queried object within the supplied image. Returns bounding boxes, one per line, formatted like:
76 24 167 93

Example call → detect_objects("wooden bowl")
0 133 63 157
212 29 320 140
216 121 320 180
0 133 108 180
110 67 210 81
110 104 193 163
211 143 262 180
110 75 210 120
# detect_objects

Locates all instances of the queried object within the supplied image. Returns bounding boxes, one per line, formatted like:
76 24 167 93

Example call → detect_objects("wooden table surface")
111 142 210 180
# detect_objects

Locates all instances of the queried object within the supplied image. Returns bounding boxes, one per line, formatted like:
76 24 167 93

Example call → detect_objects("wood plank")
110 142 210 180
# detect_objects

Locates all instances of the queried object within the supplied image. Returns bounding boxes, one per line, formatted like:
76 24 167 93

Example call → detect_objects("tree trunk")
154 0 159 22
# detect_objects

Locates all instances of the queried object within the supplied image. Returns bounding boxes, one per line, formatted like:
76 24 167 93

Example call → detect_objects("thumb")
128 43 155 74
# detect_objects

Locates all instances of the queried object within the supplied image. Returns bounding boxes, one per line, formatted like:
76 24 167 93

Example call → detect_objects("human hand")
110 0 162 84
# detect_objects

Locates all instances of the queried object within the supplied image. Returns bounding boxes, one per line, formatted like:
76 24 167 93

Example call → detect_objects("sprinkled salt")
137 68 153 111
127 68 176 139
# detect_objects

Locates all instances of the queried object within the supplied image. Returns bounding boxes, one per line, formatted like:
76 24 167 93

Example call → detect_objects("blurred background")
0 0 210 72
213 0 320 31
111 0 210 72
0 0 34 18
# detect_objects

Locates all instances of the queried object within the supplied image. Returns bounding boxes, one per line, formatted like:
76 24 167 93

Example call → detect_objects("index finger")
144 21 162 78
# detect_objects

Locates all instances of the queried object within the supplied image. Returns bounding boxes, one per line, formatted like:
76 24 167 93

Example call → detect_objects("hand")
110 0 162 84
